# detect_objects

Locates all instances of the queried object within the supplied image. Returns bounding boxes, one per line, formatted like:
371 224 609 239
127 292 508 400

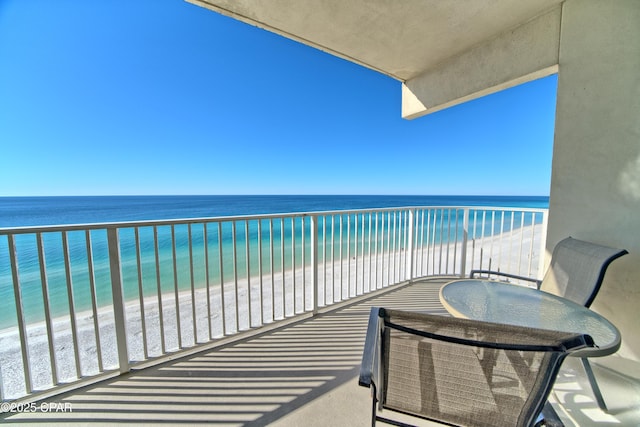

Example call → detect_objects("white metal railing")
0 206 547 402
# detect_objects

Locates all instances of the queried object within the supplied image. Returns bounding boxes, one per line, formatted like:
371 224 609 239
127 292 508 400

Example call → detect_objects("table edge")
439 279 622 357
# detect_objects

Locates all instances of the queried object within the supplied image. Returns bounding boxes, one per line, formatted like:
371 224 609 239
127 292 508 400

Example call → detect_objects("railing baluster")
217 222 226 335
134 228 148 360
460 209 469 278
518 212 525 276
400 210 404 280
384 211 390 286
402 211 407 280
528 213 536 278
392 210 396 283
361 213 365 294
170 225 182 348
399 210 403 281
280 218 285 318
257 219 264 324
431 209 437 275
353 213 358 295
85 230 104 372
470 210 478 272
36 233 58 384
497 211 505 270
508 211 515 274
188 224 197 343
417 210 423 276
323 216 328 305
291 217 296 313
376 212 381 289
480 211 487 270
330 215 335 301
339 215 343 299
426 210 430 276
232 221 239 331
438 209 444 274
244 221 251 327
537 210 549 281
452 209 459 275
269 219 275 322
203 224 212 340
423 210 428 275
62 231 82 378
419 209 425 277
383 211 391 286
311 215 319 315
153 226 166 353
489 211 496 271
347 214 351 297
424 209 431 276
301 217 306 311
391 211 396 283
107 227 129 374
405 210 410 279
378 213 383 287
444 209 451 274
407 209 415 282
8 234 32 393
405 211 410 279
355 213 365 295
400 211 404 281
367 212 373 292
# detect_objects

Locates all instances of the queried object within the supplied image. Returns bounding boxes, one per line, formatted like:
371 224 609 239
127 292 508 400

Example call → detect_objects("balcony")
1 278 638 425
1 206 638 425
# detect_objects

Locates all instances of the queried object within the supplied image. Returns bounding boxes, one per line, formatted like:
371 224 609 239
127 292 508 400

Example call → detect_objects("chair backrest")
371 308 593 427
541 237 628 307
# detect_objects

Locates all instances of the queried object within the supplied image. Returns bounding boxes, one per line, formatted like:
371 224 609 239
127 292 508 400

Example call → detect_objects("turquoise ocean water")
0 195 548 330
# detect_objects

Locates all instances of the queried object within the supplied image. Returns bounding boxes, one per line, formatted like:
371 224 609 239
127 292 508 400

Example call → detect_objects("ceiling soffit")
188 0 564 81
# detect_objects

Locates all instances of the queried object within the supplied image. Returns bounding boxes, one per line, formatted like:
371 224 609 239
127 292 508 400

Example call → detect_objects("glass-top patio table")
439 279 621 358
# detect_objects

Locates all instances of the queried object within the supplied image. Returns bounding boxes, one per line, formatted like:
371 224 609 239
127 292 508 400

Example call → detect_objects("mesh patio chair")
470 236 628 412
359 307 595 427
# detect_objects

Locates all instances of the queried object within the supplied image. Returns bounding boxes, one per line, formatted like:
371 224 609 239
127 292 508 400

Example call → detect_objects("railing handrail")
0 205 548 235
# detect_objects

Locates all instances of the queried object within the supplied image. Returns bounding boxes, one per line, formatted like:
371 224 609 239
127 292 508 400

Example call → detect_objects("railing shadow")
1 279 449 425
551 357 640 427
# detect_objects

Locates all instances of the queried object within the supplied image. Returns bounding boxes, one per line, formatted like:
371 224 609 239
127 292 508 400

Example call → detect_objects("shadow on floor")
1 279 449 426
5 277 638 426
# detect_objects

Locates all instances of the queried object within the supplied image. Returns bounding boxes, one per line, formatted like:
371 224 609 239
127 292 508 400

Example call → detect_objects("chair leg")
536 401 564 427
371 383 378 427
581 358 609 413
370 383 415 427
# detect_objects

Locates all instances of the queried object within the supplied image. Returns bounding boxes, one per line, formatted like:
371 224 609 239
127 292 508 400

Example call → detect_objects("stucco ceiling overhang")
187 0 563 82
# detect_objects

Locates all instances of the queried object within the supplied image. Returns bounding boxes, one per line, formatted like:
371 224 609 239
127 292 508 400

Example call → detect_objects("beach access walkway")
2 278 638 426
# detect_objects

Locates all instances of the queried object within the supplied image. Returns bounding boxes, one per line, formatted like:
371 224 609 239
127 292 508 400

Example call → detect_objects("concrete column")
548 0 640 362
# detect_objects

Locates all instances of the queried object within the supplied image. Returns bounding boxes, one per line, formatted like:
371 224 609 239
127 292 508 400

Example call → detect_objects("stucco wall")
547 0 640 364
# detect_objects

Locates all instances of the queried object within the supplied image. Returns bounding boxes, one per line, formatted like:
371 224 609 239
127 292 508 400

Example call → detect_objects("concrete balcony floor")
2 278 639 426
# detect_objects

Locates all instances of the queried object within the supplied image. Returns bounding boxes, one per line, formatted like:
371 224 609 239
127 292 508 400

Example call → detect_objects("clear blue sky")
0 0 557 197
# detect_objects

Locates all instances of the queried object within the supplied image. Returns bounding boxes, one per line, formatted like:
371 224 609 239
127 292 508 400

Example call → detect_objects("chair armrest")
359 307 383 388
470 269 542 288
